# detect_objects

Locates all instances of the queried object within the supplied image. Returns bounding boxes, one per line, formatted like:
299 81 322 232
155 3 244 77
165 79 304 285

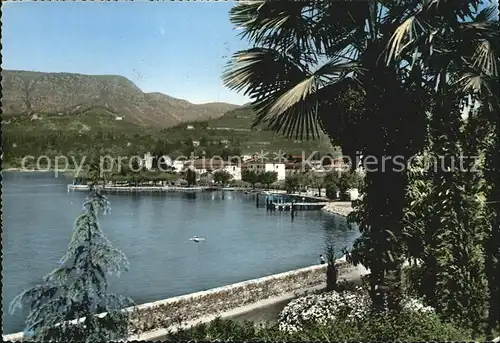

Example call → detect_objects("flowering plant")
278 287 434 333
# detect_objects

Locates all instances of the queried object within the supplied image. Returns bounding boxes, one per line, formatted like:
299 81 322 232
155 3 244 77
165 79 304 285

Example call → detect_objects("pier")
267 202 328 211
258 192 329 212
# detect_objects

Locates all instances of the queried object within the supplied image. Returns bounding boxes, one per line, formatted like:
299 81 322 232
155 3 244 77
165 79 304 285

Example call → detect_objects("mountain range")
1 70 240 127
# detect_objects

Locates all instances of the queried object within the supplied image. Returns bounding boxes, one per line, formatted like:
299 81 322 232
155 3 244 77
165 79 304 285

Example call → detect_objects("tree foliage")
304 172 325 196
484 111 500 336
259 171 278 189
223 0 432 312
224 0 498 326
9 189 133 341
285 174 303 194
212 170 233 186
325 183 340 200
186 169 197 186
393 1 499 334
241 170 260 189
337 171 364 194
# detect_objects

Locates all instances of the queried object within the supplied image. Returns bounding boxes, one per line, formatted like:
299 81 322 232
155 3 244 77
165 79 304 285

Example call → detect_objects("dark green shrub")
165 311 470 342
169 318 271 341
337 170 363 193
326 183 339 199
402 263 427 299
361 311 470 341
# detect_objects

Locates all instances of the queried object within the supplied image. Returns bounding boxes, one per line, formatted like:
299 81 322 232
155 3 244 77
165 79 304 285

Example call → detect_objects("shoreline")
3 168 54 172
2 168 80 174
321 201 354 217
67 184 250 192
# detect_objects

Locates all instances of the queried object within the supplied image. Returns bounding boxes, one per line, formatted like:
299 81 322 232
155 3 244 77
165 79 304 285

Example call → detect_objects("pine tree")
9 188 134 341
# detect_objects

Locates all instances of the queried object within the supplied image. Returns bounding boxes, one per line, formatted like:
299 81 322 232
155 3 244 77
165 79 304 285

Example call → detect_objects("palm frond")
222 47 305 97
474 3 499 22
424 0 483 22
472 39 498 76
229 0 315 50
252 60 363 140
267 75 318 118
386 15 427 64
252 78 364 142
267 60 363 118
456 72 500 103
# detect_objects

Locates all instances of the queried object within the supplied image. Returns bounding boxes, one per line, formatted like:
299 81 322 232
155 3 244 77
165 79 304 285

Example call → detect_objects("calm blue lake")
2 171 358 334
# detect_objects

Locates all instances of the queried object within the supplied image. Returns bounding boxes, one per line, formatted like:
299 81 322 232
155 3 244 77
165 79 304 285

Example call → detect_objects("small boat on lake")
189 236 206 242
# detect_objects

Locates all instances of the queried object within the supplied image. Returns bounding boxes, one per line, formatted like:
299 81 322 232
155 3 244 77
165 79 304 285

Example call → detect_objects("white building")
264 163 286 180
183 159 242 180
242 161 286 181
186 125 194 130
141 152 153 170
222 165 242 180
172 160 187 173
241 154 254 162
356 153 365 176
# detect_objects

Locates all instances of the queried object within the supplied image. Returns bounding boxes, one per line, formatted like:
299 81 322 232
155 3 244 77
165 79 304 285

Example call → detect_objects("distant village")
138 151 360 181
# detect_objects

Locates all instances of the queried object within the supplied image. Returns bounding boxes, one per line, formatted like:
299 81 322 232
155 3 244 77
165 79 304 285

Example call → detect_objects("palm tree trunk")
350 57 423 312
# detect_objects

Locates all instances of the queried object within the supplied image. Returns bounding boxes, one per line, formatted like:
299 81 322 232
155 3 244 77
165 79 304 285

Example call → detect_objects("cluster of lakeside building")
70 152 365 201
139 152 360 181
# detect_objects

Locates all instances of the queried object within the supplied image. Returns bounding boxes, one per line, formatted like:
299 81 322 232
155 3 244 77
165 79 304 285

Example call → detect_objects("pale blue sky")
2 1 251 105
3 1 497 105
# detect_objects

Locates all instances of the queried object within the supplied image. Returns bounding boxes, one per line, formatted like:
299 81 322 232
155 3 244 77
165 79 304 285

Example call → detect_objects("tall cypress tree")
484 109 500 338
404 97 490 333
440 104 489 332
9 188 133 341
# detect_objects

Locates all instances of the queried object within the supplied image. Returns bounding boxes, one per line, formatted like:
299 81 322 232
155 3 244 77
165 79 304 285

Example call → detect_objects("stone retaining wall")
126 261 360 336
3 260 358 341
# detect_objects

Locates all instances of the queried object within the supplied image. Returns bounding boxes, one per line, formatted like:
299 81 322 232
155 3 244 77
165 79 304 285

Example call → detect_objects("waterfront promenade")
3 259 369 342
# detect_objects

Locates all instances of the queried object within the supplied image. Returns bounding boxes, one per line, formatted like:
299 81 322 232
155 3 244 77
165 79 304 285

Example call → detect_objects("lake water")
2 172 359 334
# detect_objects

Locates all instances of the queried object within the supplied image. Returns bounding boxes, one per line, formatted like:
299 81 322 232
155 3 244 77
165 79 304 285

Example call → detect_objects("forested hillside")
1 70 239 127
2 106 336 168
